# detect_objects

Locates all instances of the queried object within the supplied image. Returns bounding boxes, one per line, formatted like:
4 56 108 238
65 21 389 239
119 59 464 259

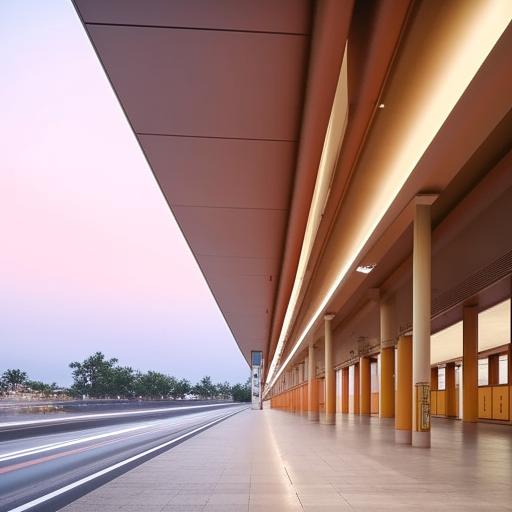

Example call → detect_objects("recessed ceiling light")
378 103 385 109
356 264 376 274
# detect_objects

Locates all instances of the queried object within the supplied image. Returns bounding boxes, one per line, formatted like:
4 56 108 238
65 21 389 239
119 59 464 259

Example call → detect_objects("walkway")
62 409 512 511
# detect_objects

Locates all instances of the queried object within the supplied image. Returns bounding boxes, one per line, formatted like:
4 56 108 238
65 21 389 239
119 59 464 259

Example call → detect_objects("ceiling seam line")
171 205 287 212
85 21 309 37
136 132 297 143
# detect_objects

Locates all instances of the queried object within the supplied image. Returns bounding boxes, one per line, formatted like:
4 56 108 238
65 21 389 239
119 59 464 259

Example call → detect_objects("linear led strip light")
266 1 512 392
265 45 349 386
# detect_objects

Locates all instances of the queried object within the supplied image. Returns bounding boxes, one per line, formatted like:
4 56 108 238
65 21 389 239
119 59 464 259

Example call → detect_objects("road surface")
0 401 247 511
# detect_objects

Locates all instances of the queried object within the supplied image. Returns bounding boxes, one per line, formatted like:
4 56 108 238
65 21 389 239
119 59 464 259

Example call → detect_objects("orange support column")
395 335 412 444
463 306 478 422
359 356 371 415
354 363 360 415
380 347 395 418
380 297 396 418
342 367 349 413
446 362 457 417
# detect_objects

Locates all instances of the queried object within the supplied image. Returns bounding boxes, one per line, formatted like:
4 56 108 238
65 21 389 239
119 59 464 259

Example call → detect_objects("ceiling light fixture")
356 264 376 274
265 45 349 387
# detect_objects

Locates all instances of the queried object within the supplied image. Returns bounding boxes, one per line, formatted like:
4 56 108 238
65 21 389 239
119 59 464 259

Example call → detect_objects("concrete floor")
62 408 512 511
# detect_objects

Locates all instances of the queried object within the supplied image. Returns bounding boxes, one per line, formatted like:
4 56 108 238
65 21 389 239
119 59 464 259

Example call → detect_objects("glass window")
478 358 489 386
455 365 460 386
251 351 262 366
438 367 446 390
499 354 508 385
371 361 379 393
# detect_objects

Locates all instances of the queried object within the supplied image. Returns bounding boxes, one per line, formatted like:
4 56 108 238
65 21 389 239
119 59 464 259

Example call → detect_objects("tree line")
1 352 251 402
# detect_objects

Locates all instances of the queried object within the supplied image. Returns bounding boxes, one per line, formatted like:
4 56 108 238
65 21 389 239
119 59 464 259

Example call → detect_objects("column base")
395 429 412 444
308 412 319 422
320 412 335 425
412 430 431 448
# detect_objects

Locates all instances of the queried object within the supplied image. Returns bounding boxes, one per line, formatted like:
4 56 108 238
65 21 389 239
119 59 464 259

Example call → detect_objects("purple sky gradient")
0 1 248 386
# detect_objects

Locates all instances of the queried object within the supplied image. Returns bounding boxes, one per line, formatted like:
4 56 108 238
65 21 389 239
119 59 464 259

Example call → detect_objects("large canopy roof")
74 0 319 364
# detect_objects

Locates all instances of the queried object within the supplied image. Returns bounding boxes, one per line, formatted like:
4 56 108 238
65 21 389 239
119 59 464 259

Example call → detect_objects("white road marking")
0 402 236 428
6 406 246 512
0 423 154 462
0 408 231 462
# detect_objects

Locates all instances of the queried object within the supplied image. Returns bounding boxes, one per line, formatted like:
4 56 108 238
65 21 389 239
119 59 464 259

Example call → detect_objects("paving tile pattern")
61 409 512 511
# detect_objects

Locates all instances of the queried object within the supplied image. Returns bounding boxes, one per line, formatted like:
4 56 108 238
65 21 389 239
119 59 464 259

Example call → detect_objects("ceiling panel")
86 25 308 140
208 274 274 313
140 135 295 209
172 207 287 259
226 313 270 344
197 255 276 279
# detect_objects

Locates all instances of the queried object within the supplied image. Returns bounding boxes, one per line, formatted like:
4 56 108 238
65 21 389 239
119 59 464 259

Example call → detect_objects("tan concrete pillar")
324 314 336 424
446 362 457 417
412 203 431 448
341 367 349 413
308 343 319 421
463 305 478 422
304 356 309 413
380 297 396 418
359 356 371 415
395 335 412 443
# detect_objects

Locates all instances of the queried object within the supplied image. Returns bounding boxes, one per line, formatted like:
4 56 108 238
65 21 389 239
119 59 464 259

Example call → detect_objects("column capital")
381 337 396 349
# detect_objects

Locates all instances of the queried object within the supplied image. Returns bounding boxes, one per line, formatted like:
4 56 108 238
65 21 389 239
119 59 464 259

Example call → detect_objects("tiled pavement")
61 408 512 511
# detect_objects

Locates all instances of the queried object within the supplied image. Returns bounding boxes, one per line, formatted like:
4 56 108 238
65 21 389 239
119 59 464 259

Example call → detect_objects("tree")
135 371 174 399
215 381 232 400
171 378 191 399
193 376 216 399
108 366 136 398
2 369 27 391
69 352 118 398
26 380 54 396
231 378 251 402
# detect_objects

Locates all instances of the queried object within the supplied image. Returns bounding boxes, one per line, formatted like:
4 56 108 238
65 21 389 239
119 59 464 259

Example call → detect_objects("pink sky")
0 0 248 385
